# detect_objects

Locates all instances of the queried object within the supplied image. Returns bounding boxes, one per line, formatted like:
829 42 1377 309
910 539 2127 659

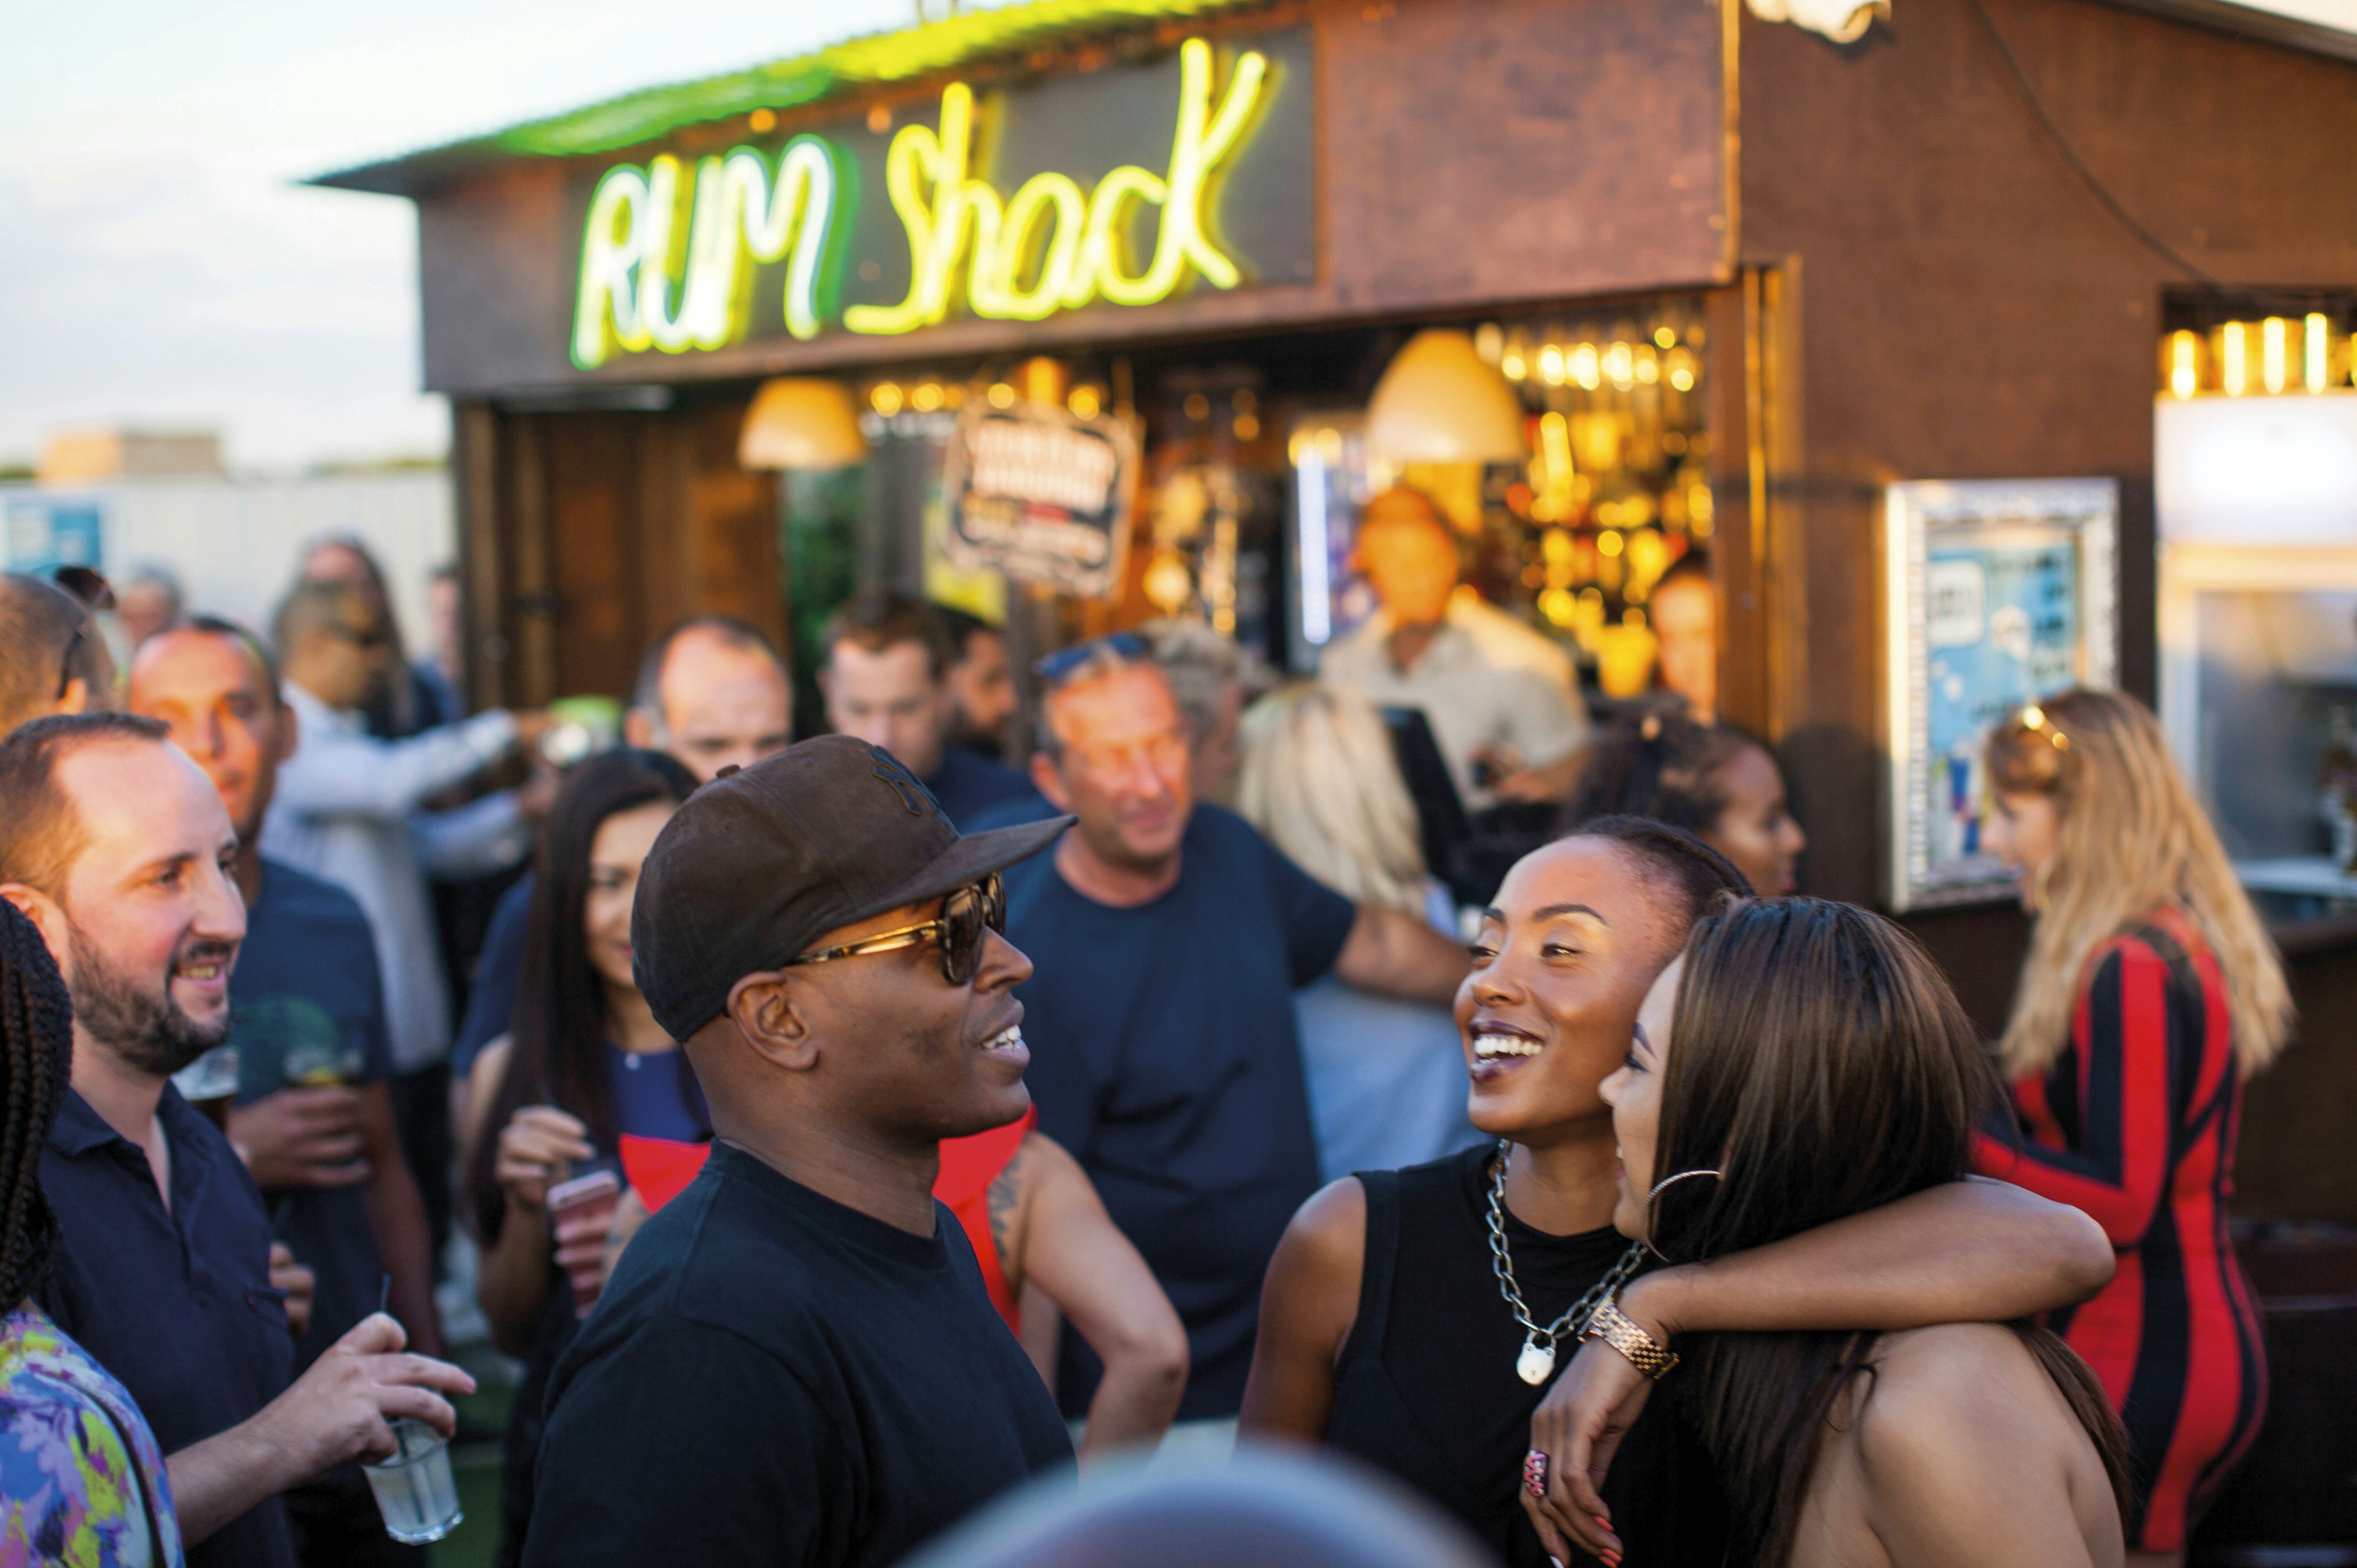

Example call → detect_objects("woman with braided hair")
0 898 186 1565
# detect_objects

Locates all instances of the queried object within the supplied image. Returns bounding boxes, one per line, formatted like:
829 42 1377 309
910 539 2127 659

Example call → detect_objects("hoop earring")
1642 1168 1722 1262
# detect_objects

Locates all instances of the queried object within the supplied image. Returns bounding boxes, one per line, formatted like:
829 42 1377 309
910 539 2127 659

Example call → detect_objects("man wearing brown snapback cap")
521 737 1078 1568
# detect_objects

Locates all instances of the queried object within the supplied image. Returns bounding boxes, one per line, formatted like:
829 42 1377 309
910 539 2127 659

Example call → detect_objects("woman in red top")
1978 689 2292 1565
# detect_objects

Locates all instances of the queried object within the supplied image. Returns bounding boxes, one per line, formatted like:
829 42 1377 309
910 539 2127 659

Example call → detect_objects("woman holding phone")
459 749 708 1567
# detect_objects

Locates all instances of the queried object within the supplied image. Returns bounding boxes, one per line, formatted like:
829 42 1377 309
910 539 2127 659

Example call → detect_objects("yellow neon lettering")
579 34 1272 353
571 139 835 366
633 156 700 353
1099 37 1266 304
846 38 1269 333
993 172 1087 320
573 165 649 369
722 137 835 341
1072 166 1167 309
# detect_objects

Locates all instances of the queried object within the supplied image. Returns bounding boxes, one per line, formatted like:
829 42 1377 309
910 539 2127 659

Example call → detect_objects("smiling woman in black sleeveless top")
1242 819 2118 1568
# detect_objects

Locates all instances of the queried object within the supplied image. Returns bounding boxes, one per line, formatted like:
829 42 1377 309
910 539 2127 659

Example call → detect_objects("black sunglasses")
325 620 392 653
1034 631 1149 687
784 875 1007 987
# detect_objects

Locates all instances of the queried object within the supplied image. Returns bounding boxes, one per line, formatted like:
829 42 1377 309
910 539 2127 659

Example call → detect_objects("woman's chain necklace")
1485 1139 1647 1386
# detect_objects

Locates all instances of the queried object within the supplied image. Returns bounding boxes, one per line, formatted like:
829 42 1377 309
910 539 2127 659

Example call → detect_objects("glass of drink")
362 1418 463 1544
171 1044 239 1105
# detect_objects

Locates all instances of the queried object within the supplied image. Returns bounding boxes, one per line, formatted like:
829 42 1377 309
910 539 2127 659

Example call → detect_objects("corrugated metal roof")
311 0 1274 195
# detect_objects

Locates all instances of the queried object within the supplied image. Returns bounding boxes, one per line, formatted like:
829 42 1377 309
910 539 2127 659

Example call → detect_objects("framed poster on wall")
1883 479 2117 911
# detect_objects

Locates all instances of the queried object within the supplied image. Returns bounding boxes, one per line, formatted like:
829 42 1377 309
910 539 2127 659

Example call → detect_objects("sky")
0 0 916 471
3 0 2353 472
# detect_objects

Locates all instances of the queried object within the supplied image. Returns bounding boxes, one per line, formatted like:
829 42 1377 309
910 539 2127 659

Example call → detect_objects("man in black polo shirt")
0 713 475 1568
523 737 1074 1567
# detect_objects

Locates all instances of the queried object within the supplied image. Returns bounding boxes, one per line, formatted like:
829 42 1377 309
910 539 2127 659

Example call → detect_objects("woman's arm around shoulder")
1841 1323 2124 1568
1622 1176 2114 1343
1237 1176 1367 1445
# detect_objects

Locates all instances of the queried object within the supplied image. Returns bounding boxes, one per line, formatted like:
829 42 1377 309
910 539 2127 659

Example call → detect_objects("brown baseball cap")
630 735 1070 1041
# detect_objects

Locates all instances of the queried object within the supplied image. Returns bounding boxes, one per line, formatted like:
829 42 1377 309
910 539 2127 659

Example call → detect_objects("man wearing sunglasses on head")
522 736 1079 1568
979 635 1472 1461
0 571 117 736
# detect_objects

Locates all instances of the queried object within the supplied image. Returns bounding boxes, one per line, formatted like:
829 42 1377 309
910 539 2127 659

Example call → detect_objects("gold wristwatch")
1584 1297 1678 1379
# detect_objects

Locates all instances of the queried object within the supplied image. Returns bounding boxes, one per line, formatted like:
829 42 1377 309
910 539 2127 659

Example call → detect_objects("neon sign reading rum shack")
572 37 1275 369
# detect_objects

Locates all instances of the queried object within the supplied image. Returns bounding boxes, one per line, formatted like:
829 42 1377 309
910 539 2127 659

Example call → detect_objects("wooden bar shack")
324 1 2357 1547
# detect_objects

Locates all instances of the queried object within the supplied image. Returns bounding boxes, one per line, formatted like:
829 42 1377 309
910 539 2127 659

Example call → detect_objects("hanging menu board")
939 401 1139 599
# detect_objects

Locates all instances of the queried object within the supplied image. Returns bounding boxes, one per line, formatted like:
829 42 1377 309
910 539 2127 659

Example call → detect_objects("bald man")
1319 489 1589 808
450 616 795 1084
0 571 115 736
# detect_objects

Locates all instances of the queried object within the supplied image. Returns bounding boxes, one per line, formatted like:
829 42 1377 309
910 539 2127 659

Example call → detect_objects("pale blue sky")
0 0 917 468
3 0 2350 469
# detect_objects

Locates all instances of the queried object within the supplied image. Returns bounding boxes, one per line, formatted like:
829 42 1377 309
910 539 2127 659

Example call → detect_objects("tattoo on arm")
986 1148 1026 1290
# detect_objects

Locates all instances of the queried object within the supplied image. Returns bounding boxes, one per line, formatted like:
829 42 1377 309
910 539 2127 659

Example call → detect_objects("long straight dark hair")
1649 898 2129 1567
468 749 703 1242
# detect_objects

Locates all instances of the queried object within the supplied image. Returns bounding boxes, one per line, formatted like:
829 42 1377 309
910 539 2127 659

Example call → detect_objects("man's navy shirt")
41 1084 298 1568
921 746 1038 832
231 859 394 1374
1000 803 1356 1419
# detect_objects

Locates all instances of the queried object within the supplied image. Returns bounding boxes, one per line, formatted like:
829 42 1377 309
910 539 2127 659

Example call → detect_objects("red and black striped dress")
1972 905 2268 1552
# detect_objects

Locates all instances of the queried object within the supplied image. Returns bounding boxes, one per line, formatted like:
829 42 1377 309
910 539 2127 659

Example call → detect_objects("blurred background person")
937 604 1020 761
0 899 187 1566
820 590 1035 829
900 1446 1496 1568
0 572 116 735
264 581 546 1256
461 749 708 1568
418 563 465 725
129 616 444 1565
1646 552 1715 723
115 565 185 651
299 534 447 737
1976 689 2292 1565
454 616 794 1093
1236 684 1481 1181
1142 617 1258 809
1320 488 1588 809
1558 709 1805 895
616 614 795 779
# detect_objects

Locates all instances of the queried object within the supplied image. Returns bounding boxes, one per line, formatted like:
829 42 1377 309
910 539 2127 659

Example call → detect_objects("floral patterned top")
0 1303 183 1567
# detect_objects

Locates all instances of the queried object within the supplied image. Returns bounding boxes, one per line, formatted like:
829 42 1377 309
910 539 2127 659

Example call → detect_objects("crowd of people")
0 489 2293 1568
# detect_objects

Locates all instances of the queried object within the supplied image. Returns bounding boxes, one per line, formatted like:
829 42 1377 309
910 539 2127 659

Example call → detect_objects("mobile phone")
546 1168 621 1215
546 1169 623 1316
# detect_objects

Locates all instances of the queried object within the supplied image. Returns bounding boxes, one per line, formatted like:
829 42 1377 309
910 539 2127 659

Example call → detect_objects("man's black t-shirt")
523 1141 1072 1568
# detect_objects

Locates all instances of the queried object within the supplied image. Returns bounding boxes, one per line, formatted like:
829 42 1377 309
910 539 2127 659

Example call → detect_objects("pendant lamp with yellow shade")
738 377 869 470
